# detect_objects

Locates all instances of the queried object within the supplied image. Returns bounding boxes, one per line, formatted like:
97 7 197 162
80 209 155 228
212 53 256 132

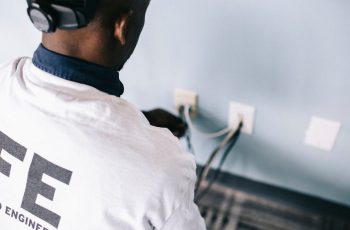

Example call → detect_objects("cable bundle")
195 123 242 202
180 105 243 202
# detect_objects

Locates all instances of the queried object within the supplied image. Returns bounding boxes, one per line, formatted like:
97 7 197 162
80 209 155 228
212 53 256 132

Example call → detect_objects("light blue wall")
0 1 40 60
123 0 350 206
1 0 349 206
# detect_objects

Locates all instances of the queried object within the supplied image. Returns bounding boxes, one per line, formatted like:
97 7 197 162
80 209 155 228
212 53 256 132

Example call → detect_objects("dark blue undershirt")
32 44 124 97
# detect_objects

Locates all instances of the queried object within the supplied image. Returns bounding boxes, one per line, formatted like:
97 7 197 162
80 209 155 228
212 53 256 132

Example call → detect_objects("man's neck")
42 31 120 68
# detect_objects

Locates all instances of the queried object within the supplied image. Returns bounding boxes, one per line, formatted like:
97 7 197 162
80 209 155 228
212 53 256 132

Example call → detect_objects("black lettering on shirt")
3 205 50 230
0 131 26 177
5 206 11 215
21 153 72 228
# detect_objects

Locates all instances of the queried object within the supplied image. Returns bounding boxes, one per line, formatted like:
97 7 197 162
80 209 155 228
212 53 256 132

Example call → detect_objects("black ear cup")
27 6 56 33
27 0 98 33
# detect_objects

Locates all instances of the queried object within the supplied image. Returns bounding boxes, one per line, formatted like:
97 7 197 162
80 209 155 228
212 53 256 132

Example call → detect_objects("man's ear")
114 10 133 46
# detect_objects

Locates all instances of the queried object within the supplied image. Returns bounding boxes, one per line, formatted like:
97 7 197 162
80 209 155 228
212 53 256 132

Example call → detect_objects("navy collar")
32 44 124 97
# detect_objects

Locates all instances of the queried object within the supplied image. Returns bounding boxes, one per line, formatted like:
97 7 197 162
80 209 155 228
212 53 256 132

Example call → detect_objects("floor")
196 167 350 230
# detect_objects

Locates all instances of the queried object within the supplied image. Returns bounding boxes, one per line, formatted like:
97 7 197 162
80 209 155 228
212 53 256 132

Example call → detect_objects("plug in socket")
229 101 256 135
174 89 198 116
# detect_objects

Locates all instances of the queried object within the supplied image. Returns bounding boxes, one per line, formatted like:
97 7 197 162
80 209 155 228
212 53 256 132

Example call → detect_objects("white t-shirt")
0 57 206 230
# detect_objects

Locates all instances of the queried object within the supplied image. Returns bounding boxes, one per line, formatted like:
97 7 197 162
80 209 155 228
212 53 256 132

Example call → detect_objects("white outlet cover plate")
174 88 198 112
305 116 341 151
229 101 256 135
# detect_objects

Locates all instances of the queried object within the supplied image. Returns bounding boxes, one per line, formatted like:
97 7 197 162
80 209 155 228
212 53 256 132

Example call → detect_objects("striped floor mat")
197 182 350 230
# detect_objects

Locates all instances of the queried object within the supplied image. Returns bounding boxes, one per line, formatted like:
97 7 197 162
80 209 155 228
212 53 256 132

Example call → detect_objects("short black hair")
93 0 133 28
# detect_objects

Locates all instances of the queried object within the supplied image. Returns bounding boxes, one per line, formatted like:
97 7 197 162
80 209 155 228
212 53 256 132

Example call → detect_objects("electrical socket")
228 101 256 135
174 88 198 116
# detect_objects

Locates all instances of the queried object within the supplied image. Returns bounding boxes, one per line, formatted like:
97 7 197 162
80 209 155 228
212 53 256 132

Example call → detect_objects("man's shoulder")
95 99 197 180
0 57 30 79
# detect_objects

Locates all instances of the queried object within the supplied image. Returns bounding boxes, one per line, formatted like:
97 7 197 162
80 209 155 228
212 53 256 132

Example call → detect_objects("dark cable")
195 123 242 202
179 105 195 154
185 129 195 155
195 121 242 193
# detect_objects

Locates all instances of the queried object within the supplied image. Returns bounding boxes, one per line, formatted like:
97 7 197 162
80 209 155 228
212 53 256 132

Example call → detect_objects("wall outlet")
228 101 256 135
174 89 198 116
305 116 341 151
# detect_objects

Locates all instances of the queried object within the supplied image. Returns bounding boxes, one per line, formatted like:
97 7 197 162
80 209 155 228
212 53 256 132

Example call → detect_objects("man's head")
34 0 150 70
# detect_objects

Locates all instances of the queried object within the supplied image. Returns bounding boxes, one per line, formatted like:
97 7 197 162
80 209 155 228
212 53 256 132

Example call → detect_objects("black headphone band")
27 0 98 33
